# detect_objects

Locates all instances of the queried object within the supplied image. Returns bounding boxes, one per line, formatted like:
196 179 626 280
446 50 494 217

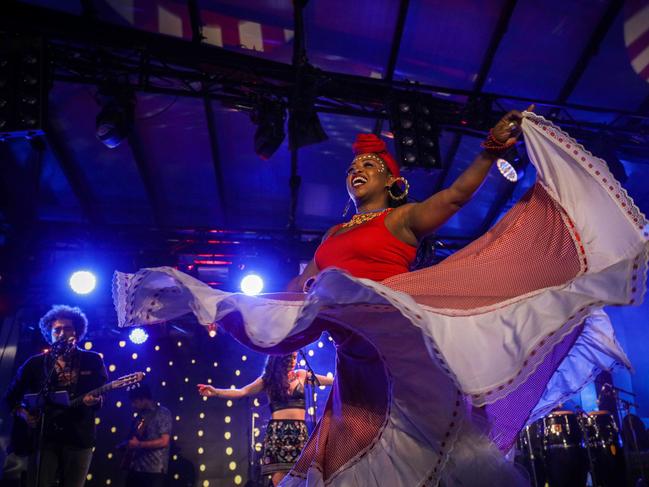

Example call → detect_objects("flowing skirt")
113 113 647 486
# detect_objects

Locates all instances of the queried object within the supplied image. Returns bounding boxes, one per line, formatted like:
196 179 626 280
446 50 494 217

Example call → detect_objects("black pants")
125 471 166 487
27 443 93 487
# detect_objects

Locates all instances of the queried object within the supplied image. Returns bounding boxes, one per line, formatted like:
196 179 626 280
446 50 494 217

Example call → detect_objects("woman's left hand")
197 384 218 397
491 104 535 144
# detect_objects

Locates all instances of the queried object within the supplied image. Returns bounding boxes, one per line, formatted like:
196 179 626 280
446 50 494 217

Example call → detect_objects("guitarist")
123 384 172 487
4 305 107 487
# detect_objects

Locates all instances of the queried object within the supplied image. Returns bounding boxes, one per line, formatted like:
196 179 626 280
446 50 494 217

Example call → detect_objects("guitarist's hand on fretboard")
82 394 102 407
127 437 142 449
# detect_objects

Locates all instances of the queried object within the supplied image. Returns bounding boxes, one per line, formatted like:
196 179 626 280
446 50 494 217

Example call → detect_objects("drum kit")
516 408 625 487
515 381 649 487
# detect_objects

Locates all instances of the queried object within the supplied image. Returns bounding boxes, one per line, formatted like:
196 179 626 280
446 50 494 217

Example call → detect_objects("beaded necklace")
341 208 390 229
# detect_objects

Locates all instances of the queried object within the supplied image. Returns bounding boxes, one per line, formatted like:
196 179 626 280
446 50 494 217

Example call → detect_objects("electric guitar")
118 414 147 470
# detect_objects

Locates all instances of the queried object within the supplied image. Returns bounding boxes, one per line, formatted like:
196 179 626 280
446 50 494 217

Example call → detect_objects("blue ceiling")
4 0 649 241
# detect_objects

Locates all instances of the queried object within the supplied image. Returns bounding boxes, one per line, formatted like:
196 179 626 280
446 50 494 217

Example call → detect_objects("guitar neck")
69 382 114 407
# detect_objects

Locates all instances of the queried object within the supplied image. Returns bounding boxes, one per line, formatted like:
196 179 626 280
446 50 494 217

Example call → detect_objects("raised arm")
197 376 264 399
399 106 534 241
314 374 334 386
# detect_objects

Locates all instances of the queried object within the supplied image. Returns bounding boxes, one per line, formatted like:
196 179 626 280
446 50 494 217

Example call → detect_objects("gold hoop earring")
387 177 409 201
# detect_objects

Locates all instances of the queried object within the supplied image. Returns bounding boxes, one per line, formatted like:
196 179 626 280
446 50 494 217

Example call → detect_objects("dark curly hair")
261 354 295 403
38 305 89 344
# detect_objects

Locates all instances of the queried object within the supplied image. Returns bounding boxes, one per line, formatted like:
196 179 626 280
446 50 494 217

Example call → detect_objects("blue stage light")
129 328 149 345
240 274 264 296
69 271 97 295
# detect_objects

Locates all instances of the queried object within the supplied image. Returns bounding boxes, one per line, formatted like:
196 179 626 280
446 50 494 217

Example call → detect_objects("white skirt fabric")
113 113 647 486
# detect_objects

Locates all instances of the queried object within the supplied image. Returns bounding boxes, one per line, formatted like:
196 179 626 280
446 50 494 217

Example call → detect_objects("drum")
515 420 546 487
542 411 588 487
586 411 624 487
586 410 620 451
542 410 583 449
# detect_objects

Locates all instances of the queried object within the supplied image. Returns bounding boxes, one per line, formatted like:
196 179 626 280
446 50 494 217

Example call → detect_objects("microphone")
52 336 76 355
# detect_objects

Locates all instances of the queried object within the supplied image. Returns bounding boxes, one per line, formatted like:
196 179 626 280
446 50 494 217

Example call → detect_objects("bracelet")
480 129 516 154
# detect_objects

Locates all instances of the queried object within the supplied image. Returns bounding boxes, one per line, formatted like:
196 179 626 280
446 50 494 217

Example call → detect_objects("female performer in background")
115 106 646 486
197 352 333 486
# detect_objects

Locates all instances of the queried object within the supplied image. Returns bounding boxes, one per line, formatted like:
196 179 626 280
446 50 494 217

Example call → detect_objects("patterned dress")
113 113 647 486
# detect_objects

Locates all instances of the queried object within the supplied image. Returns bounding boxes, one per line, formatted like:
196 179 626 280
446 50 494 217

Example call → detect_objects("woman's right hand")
197 384 219 397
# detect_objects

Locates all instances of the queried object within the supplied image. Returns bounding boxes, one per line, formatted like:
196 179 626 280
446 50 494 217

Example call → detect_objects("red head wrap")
352 133 400 178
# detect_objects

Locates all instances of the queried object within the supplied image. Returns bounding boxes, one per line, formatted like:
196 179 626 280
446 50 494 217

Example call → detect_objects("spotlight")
389 95 441 170
69 271 97 295
207 324 217 338
129 328 149 345
496 146 526 183
251 97 286 160
240 274 264 296
288 76 328 150
96 89 135 149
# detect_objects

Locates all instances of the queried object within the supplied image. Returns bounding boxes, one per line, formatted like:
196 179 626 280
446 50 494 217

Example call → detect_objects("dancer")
197 352 333 486
114 108 647 486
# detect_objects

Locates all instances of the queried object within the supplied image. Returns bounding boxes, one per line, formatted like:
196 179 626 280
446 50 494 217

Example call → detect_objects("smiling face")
346 154 393 207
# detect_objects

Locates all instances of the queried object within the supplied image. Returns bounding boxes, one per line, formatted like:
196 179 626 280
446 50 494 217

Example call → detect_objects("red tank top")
314 209 417 281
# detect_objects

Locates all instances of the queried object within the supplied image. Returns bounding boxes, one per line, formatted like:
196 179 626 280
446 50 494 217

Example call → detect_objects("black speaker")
389 95 442 171
0 34 47 139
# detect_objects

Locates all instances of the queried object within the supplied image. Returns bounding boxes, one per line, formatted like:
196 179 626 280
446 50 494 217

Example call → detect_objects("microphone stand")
298 349 319 434
575 405 598 487
34 342 71 487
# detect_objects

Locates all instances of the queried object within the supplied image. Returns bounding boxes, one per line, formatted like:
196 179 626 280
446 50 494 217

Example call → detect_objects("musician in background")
123 384 172 487
4 305 107 487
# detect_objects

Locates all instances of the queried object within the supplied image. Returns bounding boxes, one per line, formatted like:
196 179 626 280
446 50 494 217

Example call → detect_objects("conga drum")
515 419 546 487
586 411 623 487
542 411 588 487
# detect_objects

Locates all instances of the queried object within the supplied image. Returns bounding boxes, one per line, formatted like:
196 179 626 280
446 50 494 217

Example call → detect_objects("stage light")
496 146 526 183
95 89 135 149
69 270 96 294
251 97 286 160
288 76 328 150
0 34 46 138
390 95 441 170
240 274 264 295
128 327 148 345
